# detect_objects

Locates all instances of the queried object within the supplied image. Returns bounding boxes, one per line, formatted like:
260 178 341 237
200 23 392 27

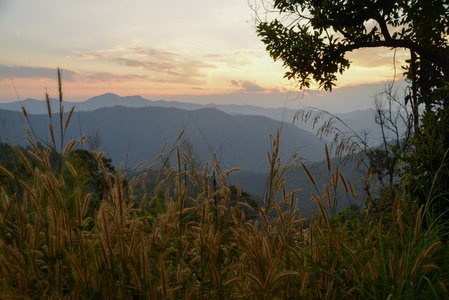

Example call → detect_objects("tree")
256 0 449 91
364 85 414 218
0 143 32 196
65 149 116 201
229 185 259 221
256 0 449 223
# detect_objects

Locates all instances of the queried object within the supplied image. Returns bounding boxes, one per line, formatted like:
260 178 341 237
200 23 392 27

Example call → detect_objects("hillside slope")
0 106 326 174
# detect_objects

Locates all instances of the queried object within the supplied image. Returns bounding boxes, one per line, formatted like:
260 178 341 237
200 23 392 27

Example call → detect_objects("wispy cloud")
230 80 267 92
0 65 77 82
0 65 152 84
73 46 217 85
129 46 179 61
83 72 150 83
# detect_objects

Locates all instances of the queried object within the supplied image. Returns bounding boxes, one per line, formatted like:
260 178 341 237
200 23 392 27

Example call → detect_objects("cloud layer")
230 80 267 92
0 66 77 82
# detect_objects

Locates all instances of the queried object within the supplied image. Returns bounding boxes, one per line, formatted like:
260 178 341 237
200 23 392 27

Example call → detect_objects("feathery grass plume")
134 160 147 171
58 68 63 102
313 194 330 229
26 149 45 168
46 91 52 118
326 187 332 209
423 241 442 258
414 207 423 235
14 146 33 175
0 165 14 179
294 107 369 159
300 161 316 186
333 164 340 190
48 122 56 145
62 139 77 157
421 264 440 272
411 253 424 277
347 179 356 198
339 170 349 194
391 194 400 218
397 250 407 283
65 105 75 130
164 167 176 181
145 161 158 172
1 189 15 222
21 106 28 117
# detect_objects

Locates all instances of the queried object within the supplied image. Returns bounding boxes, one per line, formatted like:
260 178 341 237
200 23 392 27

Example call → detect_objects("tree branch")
372 13 392 41
325 39 449 78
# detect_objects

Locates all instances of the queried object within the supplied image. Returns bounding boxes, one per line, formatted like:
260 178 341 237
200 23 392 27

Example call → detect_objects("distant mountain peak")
87 93 120 101
102 92 119 97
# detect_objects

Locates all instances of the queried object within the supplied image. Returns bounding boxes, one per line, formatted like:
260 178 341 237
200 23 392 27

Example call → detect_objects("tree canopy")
256 0 449 91
256 0 449 225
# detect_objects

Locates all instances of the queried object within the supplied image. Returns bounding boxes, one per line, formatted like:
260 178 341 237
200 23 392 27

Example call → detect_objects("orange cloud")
83 72 150 83
230 80 267 92
73 46 217 86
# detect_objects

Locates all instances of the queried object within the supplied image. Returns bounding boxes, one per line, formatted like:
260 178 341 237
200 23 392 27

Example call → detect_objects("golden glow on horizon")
0 1 409 105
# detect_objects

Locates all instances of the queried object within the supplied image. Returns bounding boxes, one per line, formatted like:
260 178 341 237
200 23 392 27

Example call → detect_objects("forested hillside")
0 106 326 173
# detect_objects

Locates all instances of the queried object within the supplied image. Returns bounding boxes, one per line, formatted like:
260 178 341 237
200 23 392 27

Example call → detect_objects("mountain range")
0 104 326 174
0 93 393 145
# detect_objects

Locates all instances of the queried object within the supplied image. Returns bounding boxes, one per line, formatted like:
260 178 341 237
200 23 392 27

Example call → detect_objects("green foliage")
329 204 362 227
402 108 449 224
256 0 449 90
0 143 31 196
65 149 116 199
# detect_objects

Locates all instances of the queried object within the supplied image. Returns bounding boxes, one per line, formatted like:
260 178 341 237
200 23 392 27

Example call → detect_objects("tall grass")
0 81 447 298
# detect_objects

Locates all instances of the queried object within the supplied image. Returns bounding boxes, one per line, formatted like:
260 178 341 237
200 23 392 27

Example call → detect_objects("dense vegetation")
0 130 445 298
0 93 447 298
256 0 449 227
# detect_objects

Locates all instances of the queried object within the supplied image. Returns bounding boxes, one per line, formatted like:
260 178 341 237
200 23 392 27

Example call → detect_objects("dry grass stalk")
301 161 316 186
325 143 331 172
0 166 14 179
46 92 52 117
49 122 56 144
14 146 33 175
65 106 75 130
423 241 442 258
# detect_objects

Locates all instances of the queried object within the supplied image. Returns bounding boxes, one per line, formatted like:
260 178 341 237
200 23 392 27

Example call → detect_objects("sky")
0 0 410 112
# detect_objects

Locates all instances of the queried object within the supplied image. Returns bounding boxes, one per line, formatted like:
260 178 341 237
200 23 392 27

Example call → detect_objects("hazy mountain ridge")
0 93 385 143
0 105 326 174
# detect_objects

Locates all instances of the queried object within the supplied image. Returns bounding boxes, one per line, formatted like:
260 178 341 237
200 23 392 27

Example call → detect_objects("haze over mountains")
0 100 325 173
0 93 388 145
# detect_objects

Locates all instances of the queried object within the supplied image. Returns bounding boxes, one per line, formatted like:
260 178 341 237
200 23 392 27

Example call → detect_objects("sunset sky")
0 0 409 112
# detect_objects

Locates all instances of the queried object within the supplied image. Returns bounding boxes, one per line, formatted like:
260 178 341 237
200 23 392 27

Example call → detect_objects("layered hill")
0 105 326 174
0 93 391 144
